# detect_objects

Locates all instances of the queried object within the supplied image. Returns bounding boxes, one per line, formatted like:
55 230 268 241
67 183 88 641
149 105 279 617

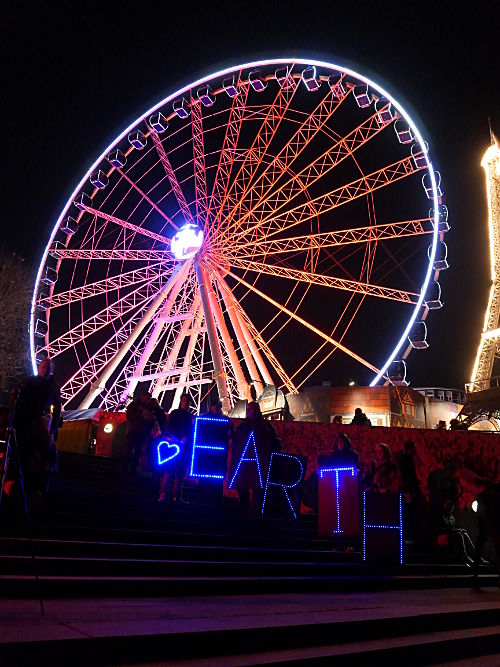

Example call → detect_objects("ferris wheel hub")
171 223 204 260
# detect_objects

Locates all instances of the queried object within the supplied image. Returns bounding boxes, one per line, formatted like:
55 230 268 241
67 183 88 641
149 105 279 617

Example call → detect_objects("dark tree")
0 249 34 405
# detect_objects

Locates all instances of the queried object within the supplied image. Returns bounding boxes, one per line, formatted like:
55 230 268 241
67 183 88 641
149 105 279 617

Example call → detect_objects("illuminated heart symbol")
157 440 181 465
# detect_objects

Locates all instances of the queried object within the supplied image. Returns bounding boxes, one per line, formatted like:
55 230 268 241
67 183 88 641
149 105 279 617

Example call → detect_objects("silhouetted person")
333 415 343 425
350 407 371 426
13 358 61 503
428 458 473 564
329 432 360 469
158 394 194 502
229 401 283 512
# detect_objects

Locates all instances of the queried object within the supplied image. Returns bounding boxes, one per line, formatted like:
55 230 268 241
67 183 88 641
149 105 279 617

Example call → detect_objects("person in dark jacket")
229 401 283 511
350 407 371 426
329 433 360 469
13 358 61 501
158 394 194 502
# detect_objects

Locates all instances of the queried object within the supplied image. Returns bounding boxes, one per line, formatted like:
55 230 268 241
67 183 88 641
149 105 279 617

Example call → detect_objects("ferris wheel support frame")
118 261 193 404
78 261 190 409
171 307 205 410
217 277 265 397
194 257 231 414
151 297 200 401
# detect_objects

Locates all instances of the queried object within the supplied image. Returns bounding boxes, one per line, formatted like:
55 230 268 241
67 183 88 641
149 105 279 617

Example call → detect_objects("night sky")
3 0 499 392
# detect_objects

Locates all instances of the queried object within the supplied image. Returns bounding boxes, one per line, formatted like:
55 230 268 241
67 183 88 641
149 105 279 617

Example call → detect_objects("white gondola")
422 171 443 199
42 266 58 285
394 119 413 144
173 98 190 118
149 112 168 133
328 73 347 99
387 360 408 385
408 321 429 349
74 193 92 210
197 85 215 107
375 97 393 124
302 66 321 91
90 170 108 190
48 241 65 258
222 75 238 97
128 130 147 149
249 70 267 92
411 142 428 169
275 67 293 89
34 319 48 337
425 281 443 309
429 240 448 270
430 204 449 233
60 216 78 234
108 149 127 168
353 83 371 108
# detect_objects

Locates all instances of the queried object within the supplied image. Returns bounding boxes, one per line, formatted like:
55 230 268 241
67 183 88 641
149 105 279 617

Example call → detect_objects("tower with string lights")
469 135 500 392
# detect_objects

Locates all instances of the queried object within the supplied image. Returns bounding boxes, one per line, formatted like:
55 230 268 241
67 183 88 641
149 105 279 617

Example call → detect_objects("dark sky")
2 0 499 391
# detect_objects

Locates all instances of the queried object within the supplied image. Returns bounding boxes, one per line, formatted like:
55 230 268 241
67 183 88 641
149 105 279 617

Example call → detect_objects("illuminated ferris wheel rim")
30 56 441 390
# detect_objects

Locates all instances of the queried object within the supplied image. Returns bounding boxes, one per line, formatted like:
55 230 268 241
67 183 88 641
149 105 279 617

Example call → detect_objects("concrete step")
1 596 500 666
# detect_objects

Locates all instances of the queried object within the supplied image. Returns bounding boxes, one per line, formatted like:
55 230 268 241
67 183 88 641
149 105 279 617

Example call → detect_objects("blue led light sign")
189 416 230 480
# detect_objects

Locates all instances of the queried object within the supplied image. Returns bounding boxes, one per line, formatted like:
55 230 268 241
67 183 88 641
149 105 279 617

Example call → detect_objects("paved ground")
1 586 499 645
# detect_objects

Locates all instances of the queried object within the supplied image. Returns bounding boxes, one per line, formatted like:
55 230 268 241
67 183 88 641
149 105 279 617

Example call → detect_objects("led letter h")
362 491 403 564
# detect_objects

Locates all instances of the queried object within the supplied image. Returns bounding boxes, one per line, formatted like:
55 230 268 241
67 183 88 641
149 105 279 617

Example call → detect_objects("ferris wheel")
30 58 447 413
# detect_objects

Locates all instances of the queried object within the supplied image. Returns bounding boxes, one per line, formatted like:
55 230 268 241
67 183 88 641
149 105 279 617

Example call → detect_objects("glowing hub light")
472 500 478 513
171 224 204 260
103 423 113 433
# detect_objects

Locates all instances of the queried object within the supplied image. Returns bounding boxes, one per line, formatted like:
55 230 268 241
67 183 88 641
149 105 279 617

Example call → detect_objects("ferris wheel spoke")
210 67 299 238
150 129 194 225
217 275 297 394
151 296 201 398
170 306 206 409
206 76 249 233
232 104 397 238
191 98 209 228
41 282 160 359
105 159 178 231
228 270 380 375
240 154 426 243
227 217 434 259
46 248 173 261
78 260 191 408
39 263 166 309
229 258 419 303
77 205 172 245
59 293 160 405
118 261 194 403
225 84 349 234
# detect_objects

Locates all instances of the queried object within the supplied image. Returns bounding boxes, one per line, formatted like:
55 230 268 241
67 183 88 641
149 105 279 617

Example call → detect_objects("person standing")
158 394 194 502
13 358 61 502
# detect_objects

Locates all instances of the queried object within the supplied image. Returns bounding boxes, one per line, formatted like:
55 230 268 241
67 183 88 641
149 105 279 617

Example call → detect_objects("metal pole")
194 257 231 414
218 277 273 388
217 276 264 397
152 298 200 400
206 276 251 401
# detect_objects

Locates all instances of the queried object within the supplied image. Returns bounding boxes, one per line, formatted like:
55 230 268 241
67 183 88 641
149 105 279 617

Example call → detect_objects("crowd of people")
2 365 499 577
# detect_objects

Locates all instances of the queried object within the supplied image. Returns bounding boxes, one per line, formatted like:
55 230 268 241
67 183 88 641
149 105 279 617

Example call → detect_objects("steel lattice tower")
470 139 500 391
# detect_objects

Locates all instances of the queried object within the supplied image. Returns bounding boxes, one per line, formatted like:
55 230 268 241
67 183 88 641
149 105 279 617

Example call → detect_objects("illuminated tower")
469 138 500 392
